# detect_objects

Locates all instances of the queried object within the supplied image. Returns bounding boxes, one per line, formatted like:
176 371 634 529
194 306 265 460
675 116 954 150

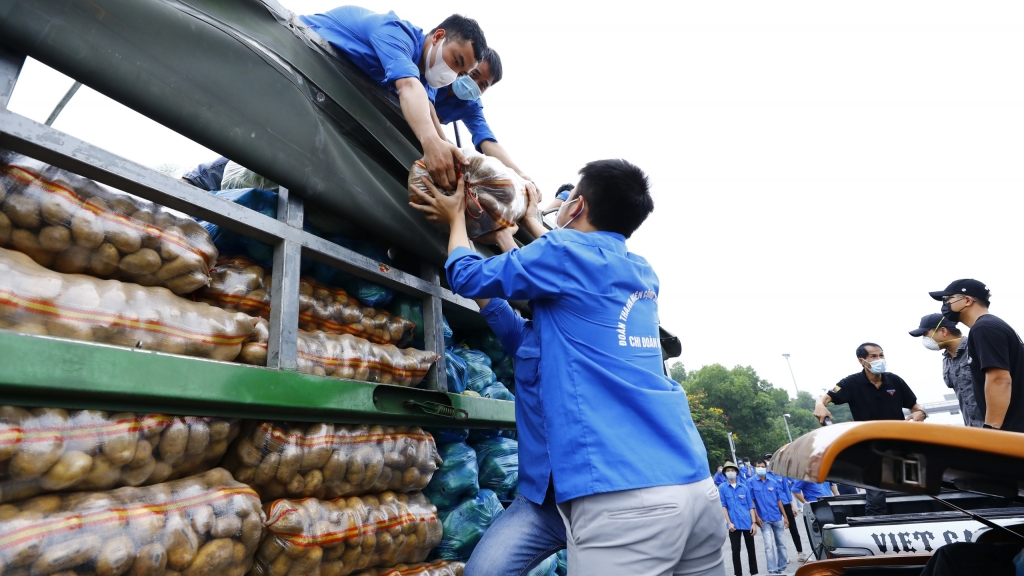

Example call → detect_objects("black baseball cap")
909 313 959 337
763 453 773 460
929 279 991 302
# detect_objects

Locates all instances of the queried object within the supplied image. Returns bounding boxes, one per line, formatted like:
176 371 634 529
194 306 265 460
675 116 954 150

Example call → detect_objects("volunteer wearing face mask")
930 279 1024 433
429 48 534 186
814 342 926 515
720 462 758 576
301 6 487 191
909 313 983 427
749 460 788 576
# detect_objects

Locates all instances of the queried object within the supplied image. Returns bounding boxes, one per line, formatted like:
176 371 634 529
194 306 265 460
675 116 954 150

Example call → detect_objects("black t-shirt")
828 371 917 422
966 314 1024 433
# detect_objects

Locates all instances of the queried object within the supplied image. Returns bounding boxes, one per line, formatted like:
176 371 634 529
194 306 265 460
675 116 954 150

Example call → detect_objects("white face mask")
921 337 941 351
557 197 582 229
725 471 738 480
424 38 458 88
866 359 887 374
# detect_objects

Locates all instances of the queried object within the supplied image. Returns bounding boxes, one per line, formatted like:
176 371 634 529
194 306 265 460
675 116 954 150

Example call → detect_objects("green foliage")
681 364 853 471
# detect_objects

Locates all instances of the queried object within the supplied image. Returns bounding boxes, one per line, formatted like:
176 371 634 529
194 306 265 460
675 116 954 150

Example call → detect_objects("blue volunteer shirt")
792 480 834 502
770 473 793 505
719 482 755 530
748 476 784 522
432 87 497 150
301 6 435 98
713 471 727 486
445 229 709 503
479 298 549 504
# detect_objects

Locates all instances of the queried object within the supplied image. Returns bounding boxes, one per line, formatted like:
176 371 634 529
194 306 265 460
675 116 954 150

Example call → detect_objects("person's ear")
432 29 446 43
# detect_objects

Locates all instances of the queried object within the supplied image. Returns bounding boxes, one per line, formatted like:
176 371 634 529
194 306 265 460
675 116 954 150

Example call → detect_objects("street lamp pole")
783 413 794 444
782 353 801 396
727 432 738 464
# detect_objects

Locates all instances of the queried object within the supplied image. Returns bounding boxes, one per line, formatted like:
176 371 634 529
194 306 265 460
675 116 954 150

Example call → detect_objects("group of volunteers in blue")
185 3 1024 576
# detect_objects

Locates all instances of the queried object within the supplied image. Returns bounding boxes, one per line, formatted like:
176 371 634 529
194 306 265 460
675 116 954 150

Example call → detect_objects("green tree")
687 391 730 471
669 361 686 384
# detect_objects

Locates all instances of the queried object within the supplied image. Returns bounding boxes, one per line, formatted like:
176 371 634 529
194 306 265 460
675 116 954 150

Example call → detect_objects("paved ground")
718 505 813 576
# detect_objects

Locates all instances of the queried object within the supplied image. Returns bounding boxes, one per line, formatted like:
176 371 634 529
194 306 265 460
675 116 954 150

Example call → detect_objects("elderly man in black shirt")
813 342 927 515
930 279 1024 433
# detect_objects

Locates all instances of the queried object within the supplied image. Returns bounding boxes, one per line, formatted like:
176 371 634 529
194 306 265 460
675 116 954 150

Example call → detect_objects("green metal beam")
0 331 515 429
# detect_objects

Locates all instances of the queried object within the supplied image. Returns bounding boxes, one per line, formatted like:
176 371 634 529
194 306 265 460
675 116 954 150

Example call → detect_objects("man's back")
968 314 1024 432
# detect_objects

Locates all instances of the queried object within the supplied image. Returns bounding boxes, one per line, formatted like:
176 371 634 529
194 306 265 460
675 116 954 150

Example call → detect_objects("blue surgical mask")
866 359 887 374
755 467 767 476
452 75 482 101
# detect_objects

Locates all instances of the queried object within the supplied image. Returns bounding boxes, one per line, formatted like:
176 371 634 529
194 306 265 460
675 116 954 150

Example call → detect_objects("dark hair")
557 183 575 195
856 342 882 359
942 326 963 337
482 48 502 85
430 15 488 63
755 460 767 467
975 297 991 308
574 159 653 238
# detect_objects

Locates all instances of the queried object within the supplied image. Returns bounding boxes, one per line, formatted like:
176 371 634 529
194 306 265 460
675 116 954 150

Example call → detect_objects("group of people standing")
714 456 836 576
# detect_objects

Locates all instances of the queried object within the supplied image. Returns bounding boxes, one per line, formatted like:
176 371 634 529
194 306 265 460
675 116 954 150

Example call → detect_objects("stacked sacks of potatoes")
238 319 436 387
0 468 263 576
254 491 441 576
0 152 218 294
197 258 415 346
222 422 441 502
0 406 240 504
0 247 256 360
351 560 465 576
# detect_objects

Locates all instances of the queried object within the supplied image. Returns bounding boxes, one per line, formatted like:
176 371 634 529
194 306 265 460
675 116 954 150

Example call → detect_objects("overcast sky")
9 0 1024 425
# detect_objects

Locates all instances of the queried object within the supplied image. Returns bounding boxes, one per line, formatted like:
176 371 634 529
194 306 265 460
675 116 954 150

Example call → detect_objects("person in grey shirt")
909 313 983 427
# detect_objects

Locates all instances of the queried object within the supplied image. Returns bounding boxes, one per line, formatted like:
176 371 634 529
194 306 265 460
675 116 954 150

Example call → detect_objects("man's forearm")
448 212 472 255
479 140 526 177
520 212 548 239
428 103 447 140
984 372 1013 427
397 79 443 147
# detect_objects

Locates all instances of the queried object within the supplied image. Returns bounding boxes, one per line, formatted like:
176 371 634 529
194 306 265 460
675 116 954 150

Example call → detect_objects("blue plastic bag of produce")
555 550 567 576
427 428 470 445
445 349 469 394
471 437 519 500
433 489 505 561
452 348 495 393
442 316 454 348
466 428 516 443
423 441 479 511
526 554 557 576
492 354 515 392
479 381 515 402
310 235 394 307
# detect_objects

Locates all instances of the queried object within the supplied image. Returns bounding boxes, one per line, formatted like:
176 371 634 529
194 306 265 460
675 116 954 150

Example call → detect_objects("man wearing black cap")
930 279 1024 433
910 313 983 428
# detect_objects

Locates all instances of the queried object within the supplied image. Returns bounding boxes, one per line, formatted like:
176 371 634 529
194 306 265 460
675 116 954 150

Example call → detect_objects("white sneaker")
797 552 808 562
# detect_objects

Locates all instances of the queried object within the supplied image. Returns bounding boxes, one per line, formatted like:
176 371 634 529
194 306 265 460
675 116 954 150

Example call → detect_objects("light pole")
782 413 794 444
726 432 738 465
782 353 801 396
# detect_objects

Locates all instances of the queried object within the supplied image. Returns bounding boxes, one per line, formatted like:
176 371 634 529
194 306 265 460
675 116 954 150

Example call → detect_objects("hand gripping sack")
0 468 264 576
408 149 527 239
223 422 440 501
0 246 255 360
0 151 217 294
0 406 239 503
254 491 442 576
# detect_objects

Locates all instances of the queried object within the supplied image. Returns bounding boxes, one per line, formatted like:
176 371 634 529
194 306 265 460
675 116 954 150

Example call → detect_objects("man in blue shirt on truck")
410 159 726 575
301 6 487 191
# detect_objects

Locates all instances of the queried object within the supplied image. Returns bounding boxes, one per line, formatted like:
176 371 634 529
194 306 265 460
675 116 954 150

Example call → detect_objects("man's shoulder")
832 372 863 391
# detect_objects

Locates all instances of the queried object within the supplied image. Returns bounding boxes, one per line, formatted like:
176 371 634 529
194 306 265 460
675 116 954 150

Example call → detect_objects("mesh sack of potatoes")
254 491 442 576
408 149 528 239
197 258 415 346
223 422 441 502
0 406 240 504
0 468 263 576
238 319 437 387
350 560 465 576
0 151 218 294
0 247 256 360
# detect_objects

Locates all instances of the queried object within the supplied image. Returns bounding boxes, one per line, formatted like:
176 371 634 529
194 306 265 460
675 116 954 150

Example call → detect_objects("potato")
38 225 73 253
95 535 135 576
211 515 241 539
107 227 142 254
255 452 280 485
39 450 92 490
184 421 210 456
53 245 91 274
159 421 189 465
164 271 209 295
238 343 268 366
4 194 41 229
155 253 203 282
118 248 162 276
41 194 75 226
182 539 234 576
30 533 101 575
102 428 139 467
130 438 153 464
149 461 173 484
71 209 105 249
159 227 186 260
119 456 156 486
191 505 215 536
132 209 154 225
276 443 302 484
80 454 122 490
130 543 168 576
165 516 200 570
9 438 64 480
0 210 11 246
89 242 121 277
10 228 54 265
108 196 138 216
